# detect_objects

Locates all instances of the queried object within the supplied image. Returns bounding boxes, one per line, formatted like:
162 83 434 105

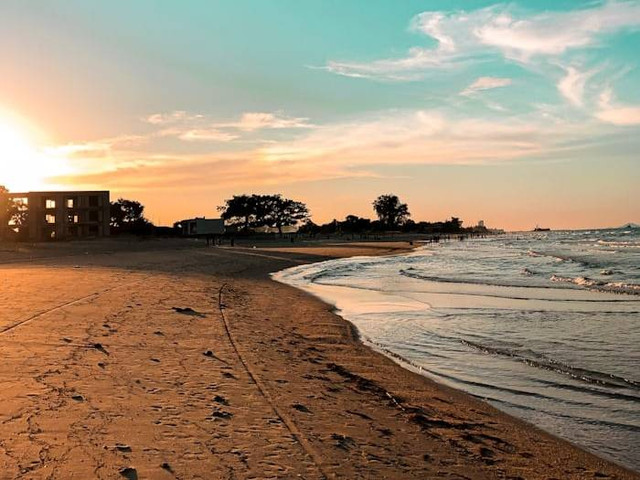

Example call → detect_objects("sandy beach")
0 239 637 479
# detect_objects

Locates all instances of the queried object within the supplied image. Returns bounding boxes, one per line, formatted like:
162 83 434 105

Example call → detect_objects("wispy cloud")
159 127 239 142
557 66 595 107
596 87 640 125
460 76 512 96
325 1 640 80
143 110 312 142
227 112 313 131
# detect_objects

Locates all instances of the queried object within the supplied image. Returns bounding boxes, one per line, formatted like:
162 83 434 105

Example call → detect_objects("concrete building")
174 217 225 237
1 191 110 241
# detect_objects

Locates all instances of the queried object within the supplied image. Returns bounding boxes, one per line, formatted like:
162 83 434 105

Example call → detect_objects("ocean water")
274 229 640 471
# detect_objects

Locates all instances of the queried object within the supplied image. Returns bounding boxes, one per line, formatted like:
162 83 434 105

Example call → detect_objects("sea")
273 228 640 472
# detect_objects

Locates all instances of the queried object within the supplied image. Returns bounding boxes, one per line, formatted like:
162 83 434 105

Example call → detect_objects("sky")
0 0 639 230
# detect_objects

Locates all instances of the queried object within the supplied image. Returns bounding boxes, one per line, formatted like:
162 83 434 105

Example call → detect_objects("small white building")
174 217 225 237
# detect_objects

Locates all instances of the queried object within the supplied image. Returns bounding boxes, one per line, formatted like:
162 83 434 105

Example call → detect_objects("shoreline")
265 240 640 477
0 238 637 479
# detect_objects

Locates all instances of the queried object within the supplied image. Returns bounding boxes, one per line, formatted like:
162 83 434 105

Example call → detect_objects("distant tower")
478 220 485 228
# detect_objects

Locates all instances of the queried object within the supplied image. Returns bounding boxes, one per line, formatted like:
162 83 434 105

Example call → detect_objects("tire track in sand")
216 283 330 480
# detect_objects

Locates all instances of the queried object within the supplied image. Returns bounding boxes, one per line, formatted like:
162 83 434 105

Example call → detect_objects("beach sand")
0 239 637 479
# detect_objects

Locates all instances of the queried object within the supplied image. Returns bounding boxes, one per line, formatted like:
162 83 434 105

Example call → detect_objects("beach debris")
160 462 173 473
222 372 237 379
115 444 132 453
62 337 72 343
153 331 164 336
331 433 355 450
211 409 233 420
171 306 205 317
93 343 110 355
203 350 228 364
71 394 85 402
150 358 160 363
213 395 229 406
119 467 138 480
98 362 106 369
292 403 311 413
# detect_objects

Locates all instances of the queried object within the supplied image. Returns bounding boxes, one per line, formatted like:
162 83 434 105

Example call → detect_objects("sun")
0 114 70 192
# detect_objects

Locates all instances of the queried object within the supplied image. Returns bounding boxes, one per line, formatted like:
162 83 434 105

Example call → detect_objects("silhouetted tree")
0 186 29 239
110 198 153 234
218 194 310 235
217 194 259 231
372 194 410 230
341 215 371 233
261 194 310 236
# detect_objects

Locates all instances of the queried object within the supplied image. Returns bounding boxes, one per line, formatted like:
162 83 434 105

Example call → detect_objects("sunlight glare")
0 115 70 192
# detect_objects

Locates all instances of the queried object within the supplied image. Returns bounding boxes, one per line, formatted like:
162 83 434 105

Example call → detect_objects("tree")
110 198 153 234
372 194 410 230
218 193 310 235
217 194 259 231
0 186 29 240
261 194 310 236
341 215 371 233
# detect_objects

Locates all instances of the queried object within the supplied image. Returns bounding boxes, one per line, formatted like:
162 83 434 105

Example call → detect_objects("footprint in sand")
331 433 355 450
292 403 311 413
119 467 138 480
211 409 233 420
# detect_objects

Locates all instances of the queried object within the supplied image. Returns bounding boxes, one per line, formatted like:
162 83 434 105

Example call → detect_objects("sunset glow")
0 1 637 229
0 114 70 192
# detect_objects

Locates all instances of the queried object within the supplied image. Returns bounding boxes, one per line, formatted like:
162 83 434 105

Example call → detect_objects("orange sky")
1 1 638 230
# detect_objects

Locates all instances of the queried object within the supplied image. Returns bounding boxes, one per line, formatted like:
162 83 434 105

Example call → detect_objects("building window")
68 214 79 224
89 210 99 222
45 199 56 209
46 214 56 224
67 198 76 208
89 196 99 207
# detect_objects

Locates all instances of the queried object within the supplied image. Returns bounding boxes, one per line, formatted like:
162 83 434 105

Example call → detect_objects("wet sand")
0 239 637 479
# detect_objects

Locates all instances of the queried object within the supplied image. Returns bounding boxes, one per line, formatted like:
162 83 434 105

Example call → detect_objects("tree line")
2 184 476 240
218 192 474 235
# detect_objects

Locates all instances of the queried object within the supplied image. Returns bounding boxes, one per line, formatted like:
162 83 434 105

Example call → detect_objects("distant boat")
533 225 551 232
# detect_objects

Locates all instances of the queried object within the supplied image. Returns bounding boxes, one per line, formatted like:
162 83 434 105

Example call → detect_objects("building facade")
1 191 110 241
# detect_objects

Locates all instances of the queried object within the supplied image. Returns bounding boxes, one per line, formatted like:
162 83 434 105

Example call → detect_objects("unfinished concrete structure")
1 191 110 241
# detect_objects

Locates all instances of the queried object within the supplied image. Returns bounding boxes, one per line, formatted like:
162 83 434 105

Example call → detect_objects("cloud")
461 76 512 96
473 1 640 61
143 110 312 142
224 112 313 131
325 1 640 80
557 67 595 107
596 87 640 125
260 109 588 168
159 127 239 142
145 111 203 125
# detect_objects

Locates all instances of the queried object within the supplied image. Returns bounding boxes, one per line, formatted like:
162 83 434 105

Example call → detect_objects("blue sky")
0 0 638 228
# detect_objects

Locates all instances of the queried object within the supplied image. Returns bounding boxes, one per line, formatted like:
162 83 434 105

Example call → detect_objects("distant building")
174 217 225 237
1 190 110 241
478 220 485 228
252 225 299 234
